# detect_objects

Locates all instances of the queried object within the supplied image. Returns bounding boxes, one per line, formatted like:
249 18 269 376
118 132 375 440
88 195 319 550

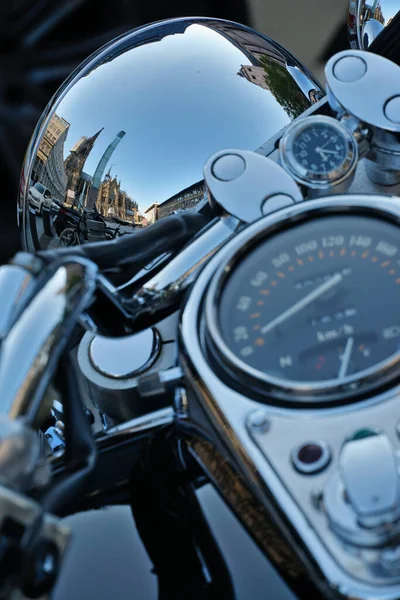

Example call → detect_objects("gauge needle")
260 273 343 336
315 148 338 162
338 336 354 379
316 149 339 155
316 138 333 151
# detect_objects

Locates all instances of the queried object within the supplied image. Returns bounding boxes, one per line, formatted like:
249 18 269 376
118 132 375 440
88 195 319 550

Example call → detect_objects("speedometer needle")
338 336 354 379
260 273 343 336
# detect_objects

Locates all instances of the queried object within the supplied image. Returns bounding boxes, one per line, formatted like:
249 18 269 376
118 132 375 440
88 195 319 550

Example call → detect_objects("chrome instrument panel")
7 8 400 598
179 195 400 599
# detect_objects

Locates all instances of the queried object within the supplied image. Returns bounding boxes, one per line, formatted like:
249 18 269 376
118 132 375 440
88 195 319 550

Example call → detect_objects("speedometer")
206 212 400 404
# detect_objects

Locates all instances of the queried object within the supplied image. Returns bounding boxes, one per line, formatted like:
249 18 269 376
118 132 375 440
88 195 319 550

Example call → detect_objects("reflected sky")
57 24 296 212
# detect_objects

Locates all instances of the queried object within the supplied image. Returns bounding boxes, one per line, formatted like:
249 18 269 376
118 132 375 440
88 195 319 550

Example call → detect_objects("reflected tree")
260 55 310 120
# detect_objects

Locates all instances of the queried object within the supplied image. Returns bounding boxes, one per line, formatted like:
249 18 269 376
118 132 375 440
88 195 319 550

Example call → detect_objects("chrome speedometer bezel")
205 195 400 405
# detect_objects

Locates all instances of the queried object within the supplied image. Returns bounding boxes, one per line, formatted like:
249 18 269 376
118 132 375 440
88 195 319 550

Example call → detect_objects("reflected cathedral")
30 116 140 225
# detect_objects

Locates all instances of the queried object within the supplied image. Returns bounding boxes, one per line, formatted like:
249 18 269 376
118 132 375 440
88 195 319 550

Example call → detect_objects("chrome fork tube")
0 258 97 424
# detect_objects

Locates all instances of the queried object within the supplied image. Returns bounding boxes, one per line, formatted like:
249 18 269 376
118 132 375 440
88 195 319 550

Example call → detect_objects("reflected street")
26 209 136 251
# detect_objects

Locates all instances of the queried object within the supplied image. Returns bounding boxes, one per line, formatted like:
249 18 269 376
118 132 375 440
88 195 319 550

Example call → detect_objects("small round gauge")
279 115 358 189
206 212 400 404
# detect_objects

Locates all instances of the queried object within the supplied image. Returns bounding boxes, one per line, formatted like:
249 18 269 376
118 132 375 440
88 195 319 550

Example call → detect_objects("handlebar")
0 258 98 423
39 212 207 272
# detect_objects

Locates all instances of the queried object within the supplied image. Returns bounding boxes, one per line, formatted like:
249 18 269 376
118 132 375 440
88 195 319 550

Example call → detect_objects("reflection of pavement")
26 214 135 251
110 223 134 236
26 212 60 251
34 214 60 249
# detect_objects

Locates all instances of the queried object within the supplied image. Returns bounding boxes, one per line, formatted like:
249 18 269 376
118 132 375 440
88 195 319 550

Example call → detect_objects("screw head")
248 409 270 433
310 488 323 509
174 387 188 418
212 154 246 181
22 540 59 598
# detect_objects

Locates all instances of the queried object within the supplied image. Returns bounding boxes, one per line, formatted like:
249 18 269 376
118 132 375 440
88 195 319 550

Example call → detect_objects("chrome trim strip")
104 407 174 437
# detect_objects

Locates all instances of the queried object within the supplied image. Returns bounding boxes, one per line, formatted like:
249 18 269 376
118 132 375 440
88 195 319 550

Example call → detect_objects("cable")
39 212 207 272
41 355 96 516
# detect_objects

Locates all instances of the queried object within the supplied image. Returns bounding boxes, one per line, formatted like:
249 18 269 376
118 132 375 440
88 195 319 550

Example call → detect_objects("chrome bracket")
204 149 303 223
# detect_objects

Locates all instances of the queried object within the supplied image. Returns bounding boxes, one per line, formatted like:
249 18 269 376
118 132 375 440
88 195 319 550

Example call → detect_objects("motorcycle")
4 2 400 598
56 210 126 247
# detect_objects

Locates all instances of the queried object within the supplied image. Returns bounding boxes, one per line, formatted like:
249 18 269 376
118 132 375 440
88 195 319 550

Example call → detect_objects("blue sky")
57 24 292 213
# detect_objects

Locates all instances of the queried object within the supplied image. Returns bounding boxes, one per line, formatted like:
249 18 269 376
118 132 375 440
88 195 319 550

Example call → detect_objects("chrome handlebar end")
0 257 98 424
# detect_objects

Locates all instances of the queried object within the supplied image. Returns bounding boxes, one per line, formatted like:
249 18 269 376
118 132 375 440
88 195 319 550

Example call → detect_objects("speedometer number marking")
236 296 251 311
376 241 398 257
350 235 371 248
383 326 400 340
233 326 249 342
216 215 400 399
250 271 268 287
279 355 293 368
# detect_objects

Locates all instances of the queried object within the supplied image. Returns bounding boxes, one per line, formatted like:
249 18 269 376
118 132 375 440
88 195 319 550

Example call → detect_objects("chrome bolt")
54 426 64 439
310 488 323 510
42 552 56 574
248 409 271 433
212 154 246 181
174 387 188 418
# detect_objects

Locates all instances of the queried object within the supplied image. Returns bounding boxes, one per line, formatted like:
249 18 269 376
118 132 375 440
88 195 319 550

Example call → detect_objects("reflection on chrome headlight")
19 17 323 254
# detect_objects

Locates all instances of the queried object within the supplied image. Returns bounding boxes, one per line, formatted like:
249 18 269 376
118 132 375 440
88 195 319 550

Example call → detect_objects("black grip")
39 212 207 271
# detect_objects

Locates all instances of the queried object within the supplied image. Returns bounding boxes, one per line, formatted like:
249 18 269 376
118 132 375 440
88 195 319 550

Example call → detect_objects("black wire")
41 355 96 516
39 211 208 272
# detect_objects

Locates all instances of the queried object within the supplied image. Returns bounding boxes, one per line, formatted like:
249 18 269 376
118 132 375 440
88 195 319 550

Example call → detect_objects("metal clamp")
204 149 303 223
325 49 400 185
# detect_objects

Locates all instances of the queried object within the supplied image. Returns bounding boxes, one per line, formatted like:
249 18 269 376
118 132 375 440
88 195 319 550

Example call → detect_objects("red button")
297 443 323 465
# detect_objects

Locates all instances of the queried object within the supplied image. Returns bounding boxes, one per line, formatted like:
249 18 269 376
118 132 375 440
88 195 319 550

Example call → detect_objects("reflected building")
213 21 321 114
39 128 68 202
373 4 385 24
84 21 189 76
64 128 103 206
144 203 159 224
97 169 138 222
155 180 205 221
209 21 289 67
32 114 70 199
238 65 271 90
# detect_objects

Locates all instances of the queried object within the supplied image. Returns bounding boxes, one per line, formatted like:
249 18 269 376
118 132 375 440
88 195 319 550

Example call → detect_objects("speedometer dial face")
214 215 400 399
